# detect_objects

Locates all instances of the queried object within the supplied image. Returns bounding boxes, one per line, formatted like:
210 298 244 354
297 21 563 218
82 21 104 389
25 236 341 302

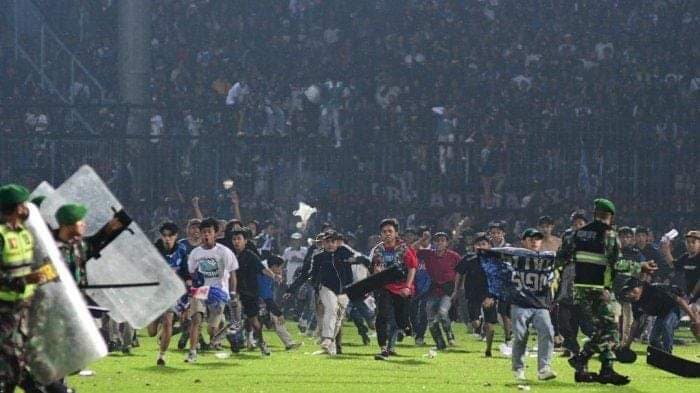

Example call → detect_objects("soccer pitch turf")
66 323 698 393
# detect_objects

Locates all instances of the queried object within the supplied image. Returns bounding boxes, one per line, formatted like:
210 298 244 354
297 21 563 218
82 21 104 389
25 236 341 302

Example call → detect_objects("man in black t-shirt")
228 228 282 356
622 278 699 353
637 227 669 283
456 234 497 357
487 221 513 343
661 231 700 303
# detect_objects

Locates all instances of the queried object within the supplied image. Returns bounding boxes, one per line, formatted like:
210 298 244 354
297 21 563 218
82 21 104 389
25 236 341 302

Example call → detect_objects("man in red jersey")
416 231 461 349
369 218 418 361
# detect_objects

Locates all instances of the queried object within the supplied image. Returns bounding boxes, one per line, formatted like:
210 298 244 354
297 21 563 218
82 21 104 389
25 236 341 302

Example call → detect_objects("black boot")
569 351 597 383
597 364 630 386
429 323 447 350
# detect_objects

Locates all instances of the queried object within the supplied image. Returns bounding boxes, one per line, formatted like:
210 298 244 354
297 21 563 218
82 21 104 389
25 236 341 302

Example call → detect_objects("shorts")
263 298 282 317
170 294 190 314
191 298 225 326
240 294 259 319
467 298 498 324
497 299 511 316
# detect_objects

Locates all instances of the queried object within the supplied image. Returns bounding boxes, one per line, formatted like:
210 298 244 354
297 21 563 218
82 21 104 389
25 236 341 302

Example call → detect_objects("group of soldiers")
0 183 129 392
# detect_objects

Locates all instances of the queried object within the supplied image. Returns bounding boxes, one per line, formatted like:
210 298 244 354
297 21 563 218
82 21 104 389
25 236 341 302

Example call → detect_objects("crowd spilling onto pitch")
112 196 698 384
3 0 698 234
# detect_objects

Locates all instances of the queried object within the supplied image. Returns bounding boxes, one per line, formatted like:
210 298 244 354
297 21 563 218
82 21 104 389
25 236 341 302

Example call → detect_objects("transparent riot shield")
24 203 108 384
39 165 186 328
29 181 55 201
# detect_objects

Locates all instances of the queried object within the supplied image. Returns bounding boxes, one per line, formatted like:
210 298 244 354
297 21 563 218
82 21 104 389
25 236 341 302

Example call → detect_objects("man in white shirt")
226 80 249 107
282 232 308 286
185 218 238 362
226 80 250 136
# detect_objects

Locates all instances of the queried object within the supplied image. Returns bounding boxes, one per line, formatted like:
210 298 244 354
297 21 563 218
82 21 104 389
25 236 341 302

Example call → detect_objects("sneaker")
374 348 390 361
285 342 302 351
184 351 197 363
499 342 513 357
513 369 526 381
537 367 557 381
415 337 425 346
448 339 456 347
210 341 223 351
156 357 166 367
121 346 131 355
320 338 334 354
260 341 271 356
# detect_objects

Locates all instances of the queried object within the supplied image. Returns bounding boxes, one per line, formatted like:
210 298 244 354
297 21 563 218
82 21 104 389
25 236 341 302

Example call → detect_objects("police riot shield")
24 203 108 385
39 165 186 328
29 181 55 201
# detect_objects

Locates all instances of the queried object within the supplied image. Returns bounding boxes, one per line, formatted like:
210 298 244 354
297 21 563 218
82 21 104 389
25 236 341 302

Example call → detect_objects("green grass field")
65 323 698 393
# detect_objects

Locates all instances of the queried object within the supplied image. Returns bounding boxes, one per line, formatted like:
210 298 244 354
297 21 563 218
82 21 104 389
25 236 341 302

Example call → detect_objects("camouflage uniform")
0 303 28 390
0 221 34 391
54 237 89 288
557 220 622 368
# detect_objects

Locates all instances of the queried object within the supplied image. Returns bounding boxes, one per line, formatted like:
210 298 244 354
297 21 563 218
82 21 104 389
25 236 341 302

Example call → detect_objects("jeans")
375 289 410 348
426 295 453 343
511 305 554 373
410 295 428 340
298 285 317 331
649 308 680 353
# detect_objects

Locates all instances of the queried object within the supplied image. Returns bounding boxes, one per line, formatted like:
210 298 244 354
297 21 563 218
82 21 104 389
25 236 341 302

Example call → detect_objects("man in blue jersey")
148 222 189 367
509 229 557 381
176 218 200 350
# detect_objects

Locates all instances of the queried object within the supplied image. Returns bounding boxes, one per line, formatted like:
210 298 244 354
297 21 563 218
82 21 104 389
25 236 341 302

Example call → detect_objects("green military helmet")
55 203 88 226
31 195 46 207
593 198 616 215
0 184 30 208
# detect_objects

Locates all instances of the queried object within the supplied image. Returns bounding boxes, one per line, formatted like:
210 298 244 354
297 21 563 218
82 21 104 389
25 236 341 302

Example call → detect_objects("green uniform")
0 222 35 387
54 235 90 288
557 219 621 366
